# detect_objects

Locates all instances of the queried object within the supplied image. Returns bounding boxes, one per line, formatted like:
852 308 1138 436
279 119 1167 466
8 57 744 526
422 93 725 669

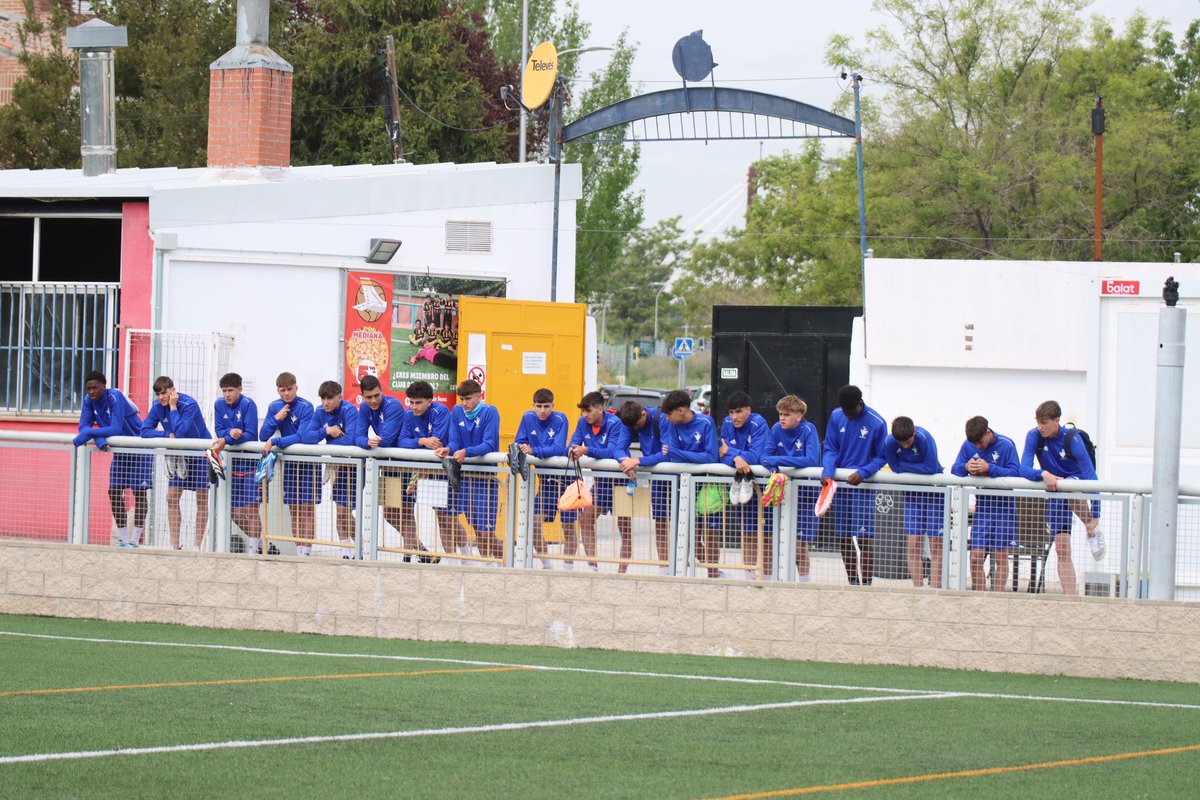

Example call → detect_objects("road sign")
672 337 694 361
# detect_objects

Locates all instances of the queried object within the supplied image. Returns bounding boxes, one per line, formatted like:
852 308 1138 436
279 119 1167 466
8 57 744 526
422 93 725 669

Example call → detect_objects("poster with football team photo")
343 271 504 407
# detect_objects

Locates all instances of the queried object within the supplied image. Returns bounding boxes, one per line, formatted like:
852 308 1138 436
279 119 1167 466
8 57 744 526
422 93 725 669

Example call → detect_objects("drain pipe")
66 19 128 176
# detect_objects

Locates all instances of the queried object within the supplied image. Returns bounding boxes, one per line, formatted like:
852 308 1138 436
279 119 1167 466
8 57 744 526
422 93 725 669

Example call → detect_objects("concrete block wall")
2 541 1198 683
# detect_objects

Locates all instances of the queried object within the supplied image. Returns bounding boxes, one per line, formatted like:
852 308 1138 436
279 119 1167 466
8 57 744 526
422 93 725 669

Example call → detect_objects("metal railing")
0 282 120 414
2 429 1198 599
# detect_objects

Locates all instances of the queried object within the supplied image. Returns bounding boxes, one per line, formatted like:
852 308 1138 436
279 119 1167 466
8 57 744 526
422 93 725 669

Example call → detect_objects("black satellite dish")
672 30 717 83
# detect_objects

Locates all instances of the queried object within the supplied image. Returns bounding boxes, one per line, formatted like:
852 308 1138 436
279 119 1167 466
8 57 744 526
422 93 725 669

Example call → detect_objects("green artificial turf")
1 613 1197 799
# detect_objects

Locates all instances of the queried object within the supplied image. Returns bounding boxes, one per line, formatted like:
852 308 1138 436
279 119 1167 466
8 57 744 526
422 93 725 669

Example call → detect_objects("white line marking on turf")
0 693 955 765
3 630 1199 712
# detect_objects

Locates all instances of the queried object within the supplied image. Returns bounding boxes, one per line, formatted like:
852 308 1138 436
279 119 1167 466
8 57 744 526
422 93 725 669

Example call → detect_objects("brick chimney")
207 0 292 168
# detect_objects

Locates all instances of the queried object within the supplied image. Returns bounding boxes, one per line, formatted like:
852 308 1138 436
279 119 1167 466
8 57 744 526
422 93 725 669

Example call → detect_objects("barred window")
1 214 122 415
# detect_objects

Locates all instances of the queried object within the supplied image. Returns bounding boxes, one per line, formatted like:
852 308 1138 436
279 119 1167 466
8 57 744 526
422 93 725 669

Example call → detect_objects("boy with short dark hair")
141 375 212 551
822 385 888 586
719 391 769 578
303 380 360 555
951 415 1021 591
1019 399 1102 595
436 379 502 563
398 380 456 561
515 388 572 568
74 371 151 548
882 415 944 588
567 391 631 571
260 372 317 556
211 373 262 553
761 395 821 581
660 389 721 577
617 399 671 573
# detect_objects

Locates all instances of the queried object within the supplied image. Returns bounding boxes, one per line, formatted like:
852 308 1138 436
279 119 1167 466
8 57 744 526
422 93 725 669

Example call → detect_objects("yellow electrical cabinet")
457 296 586 447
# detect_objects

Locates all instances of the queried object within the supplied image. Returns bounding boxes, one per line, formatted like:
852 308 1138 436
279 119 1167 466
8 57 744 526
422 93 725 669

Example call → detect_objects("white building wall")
855 258 1200 485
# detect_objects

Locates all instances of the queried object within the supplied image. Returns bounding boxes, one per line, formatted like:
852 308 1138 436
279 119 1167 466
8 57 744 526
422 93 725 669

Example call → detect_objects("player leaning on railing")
140 376 212 551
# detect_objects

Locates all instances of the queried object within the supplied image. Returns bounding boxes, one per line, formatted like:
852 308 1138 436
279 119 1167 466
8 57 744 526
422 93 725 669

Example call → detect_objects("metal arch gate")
544 79 868 303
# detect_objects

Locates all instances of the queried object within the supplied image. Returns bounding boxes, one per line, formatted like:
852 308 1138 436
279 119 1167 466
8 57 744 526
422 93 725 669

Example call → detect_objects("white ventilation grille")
445 220 493 253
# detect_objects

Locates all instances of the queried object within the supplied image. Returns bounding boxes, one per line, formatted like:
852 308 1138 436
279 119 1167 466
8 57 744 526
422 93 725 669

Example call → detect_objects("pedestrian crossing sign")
672 337 694 360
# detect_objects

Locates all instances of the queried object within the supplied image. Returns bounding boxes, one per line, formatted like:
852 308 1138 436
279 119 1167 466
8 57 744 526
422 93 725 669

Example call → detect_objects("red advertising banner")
344 272 504 408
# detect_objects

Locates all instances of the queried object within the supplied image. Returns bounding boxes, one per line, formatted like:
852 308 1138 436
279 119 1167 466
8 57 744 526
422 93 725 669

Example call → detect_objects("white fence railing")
2 430 1198 599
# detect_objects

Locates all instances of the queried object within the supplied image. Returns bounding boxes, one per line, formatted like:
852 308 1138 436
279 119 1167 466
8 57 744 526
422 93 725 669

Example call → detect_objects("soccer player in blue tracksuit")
436 379 502 563
761 395 821 582
660 389 721 577
515 388 572 568
303 380 361 555
822 385 888 586
568 391 631 571
719 391 770 579
398 380 455 560
356 373 431 561
951 415 1021 592
1020 399 1102 596
141 375 213 551
882 416 944 588
211 373 262 553
260 371 317 556
74 370 151 548
617 399 671 573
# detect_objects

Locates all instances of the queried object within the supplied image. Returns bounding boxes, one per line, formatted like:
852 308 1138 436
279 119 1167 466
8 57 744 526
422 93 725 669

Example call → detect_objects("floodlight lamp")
366 238 402 264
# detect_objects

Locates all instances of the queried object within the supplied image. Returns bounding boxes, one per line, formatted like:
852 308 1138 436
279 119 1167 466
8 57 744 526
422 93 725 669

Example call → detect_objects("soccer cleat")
165 455 188 480
322 465 335 485
442 456 462 493
416 545 439 564
254 451 277 484
205 449 226 483
739 477 756 505
507 442 522 478
761 472 787 507
729 480 742 506
1088 530 1106 560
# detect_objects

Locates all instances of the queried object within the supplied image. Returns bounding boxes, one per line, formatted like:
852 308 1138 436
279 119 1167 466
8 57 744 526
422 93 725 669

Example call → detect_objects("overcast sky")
575 0 1199 239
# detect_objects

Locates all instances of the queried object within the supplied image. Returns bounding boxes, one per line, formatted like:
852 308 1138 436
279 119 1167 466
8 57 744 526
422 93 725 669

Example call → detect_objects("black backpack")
1038 422 1096 469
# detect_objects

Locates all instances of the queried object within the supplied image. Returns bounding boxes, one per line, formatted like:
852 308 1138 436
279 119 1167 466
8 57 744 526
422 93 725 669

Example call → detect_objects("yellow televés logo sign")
522 41 558 110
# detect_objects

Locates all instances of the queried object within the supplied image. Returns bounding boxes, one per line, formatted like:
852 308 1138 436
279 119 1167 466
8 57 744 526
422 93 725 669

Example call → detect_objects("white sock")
797 574 811 583
540 558 552 569
132 527 143 546
458 544 472 557
116 527 129 545
248 536 261 554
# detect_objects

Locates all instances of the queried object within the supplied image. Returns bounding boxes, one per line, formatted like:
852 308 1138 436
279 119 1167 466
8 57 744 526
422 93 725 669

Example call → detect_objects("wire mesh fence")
4 430 1200 599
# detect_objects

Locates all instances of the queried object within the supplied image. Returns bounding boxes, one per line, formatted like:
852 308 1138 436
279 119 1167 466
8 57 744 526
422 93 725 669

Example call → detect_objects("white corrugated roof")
0 160 541 199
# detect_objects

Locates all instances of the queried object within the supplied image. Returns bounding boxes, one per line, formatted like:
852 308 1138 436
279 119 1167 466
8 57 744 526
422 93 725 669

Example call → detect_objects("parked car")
690 384 712 415
599 384 666 413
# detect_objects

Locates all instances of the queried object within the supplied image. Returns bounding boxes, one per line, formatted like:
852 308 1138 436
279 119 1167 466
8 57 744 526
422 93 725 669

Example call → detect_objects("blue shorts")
592 477 617 515
534 475 577 525
903 491 944 538
227 456 259 508
970 497 1017 550
1045 497 1100 535
282 460 318 506
649 480 671 521
452 474 499 533
331 466 357 509
168 454 209 492
832 487 875 539
110 452 152 491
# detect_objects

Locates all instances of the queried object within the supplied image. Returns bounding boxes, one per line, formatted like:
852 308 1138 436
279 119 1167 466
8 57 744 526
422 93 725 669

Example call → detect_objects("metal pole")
654 284 666 353
1149 278 1185 600
385 35 404 163
549 80 562 302
852 74 867 300
519 0 528 163
1093 96 1105 261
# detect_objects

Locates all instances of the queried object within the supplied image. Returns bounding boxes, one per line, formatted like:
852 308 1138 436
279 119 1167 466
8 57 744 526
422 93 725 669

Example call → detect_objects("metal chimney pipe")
236 0 270 46
67 20 128 177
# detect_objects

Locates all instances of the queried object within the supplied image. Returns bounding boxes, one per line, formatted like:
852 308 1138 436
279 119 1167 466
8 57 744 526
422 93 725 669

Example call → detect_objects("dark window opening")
0 218 35 281
39 218 122 282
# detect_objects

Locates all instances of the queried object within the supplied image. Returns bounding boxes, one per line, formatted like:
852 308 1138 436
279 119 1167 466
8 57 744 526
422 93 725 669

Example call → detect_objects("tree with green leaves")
602 217 693 343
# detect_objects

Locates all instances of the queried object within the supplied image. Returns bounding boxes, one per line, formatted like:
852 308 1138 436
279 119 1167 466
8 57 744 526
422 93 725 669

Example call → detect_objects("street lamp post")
653 284 667 357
